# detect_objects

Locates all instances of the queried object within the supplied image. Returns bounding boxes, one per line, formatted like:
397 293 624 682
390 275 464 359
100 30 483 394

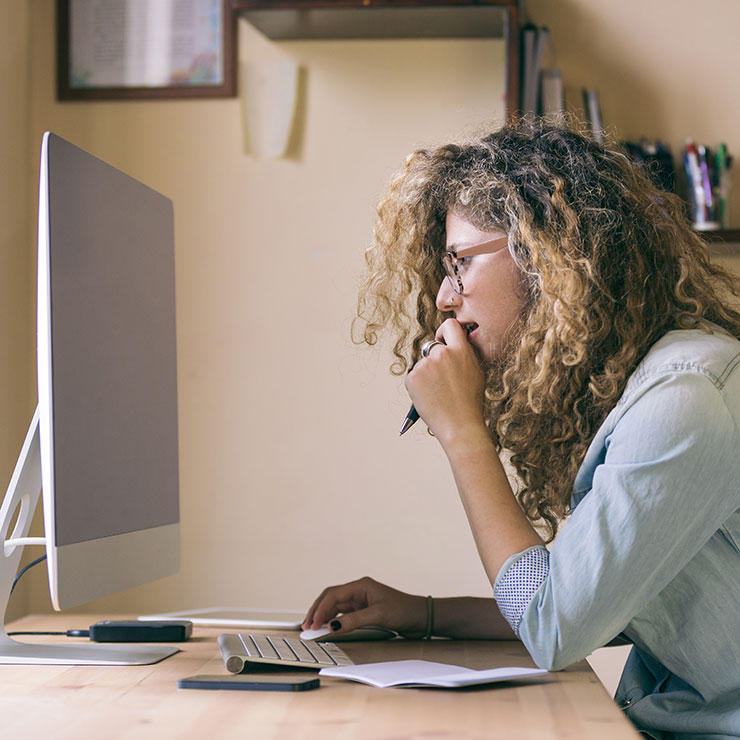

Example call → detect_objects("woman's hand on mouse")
302 577 427 638
405 319 486 447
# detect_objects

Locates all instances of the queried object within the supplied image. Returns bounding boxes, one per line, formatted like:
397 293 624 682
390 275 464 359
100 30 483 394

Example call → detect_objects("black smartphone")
178 674 320 692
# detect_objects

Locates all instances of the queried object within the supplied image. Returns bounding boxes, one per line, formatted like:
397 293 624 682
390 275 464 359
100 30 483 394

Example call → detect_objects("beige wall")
23 0 508 615
0 2 34 622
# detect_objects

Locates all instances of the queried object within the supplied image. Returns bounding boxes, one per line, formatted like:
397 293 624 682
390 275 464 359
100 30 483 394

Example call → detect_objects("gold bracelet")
424 595 434 640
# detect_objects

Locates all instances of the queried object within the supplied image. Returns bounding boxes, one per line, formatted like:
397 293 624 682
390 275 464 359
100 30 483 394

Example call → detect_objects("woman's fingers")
328 603 385 635
303 585 333 629
434 317 467 348
302 578 374 629
304 578 428 637
407 319 486 442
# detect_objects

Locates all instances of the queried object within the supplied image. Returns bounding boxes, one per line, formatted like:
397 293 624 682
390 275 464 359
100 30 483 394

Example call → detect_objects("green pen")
715 143 730 229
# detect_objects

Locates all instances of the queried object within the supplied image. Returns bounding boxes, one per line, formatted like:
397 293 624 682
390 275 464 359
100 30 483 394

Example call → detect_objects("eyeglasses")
441 235 509 294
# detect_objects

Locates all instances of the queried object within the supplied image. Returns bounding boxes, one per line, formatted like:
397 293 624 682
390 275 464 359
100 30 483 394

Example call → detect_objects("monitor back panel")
43 133 179 607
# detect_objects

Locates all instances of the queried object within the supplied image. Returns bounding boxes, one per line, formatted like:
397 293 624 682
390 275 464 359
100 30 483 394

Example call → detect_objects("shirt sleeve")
493 545 550 637
498 370 740 671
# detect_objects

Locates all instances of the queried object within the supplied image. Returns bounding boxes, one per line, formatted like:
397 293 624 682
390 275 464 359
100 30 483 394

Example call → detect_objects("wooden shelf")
700 229 740 243
231 1 515 40
231 0 519 117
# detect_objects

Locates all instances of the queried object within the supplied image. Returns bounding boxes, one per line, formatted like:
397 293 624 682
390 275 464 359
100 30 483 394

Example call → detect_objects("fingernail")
330 620 342 631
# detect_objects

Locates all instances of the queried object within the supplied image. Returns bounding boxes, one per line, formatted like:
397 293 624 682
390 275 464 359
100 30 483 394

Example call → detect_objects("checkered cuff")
493 546 550 637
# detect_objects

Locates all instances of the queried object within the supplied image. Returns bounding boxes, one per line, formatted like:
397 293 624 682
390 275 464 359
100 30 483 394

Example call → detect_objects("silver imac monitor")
0 132 180 665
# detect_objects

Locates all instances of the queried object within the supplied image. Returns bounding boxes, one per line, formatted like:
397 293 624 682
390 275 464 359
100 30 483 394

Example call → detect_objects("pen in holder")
683 140 732 230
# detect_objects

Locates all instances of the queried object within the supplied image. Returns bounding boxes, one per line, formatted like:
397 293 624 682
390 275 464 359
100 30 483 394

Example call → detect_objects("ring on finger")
421 339 443 358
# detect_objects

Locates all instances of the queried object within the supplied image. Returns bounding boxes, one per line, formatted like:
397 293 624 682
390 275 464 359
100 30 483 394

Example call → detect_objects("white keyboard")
218 632 354 674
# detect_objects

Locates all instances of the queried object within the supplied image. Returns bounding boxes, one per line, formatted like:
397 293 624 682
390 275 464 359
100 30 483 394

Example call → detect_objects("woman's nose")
436 277 461 312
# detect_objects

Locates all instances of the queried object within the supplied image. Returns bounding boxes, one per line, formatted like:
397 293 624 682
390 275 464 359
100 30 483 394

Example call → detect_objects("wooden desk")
2 614 639 739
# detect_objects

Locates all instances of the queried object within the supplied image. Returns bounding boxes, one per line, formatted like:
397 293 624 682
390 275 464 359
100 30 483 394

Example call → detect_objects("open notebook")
319 660 548 688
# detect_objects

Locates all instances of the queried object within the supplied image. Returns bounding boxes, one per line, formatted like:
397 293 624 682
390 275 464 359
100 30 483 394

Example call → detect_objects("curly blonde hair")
356 120 740 542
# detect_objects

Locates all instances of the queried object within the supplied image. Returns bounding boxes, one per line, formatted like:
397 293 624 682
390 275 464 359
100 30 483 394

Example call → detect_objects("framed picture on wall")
57 0 236 100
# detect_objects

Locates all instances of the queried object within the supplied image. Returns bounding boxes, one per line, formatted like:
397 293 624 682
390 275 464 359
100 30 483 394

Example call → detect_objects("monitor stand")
0 409 178 665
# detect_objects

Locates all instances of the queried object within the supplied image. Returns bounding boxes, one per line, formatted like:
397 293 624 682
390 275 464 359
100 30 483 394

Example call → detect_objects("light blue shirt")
494 327 740 740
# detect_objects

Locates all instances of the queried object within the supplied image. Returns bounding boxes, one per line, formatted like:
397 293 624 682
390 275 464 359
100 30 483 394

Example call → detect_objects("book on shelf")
541 69 564 124
582 89 604 144
520 23 539 115
521 24 563 122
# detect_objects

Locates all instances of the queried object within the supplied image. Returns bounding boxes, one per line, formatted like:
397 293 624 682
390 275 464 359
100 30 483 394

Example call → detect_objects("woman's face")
436 211 526 364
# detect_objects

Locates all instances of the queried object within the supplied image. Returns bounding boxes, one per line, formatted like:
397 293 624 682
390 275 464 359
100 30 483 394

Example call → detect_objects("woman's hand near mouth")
405 318 487 449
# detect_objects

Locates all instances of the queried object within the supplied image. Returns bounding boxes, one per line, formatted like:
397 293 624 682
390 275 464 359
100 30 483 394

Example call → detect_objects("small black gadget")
178 674 320 692
89 620 192 642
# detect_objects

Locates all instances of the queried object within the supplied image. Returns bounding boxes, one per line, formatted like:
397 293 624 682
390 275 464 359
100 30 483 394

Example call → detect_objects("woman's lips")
464 322 479 337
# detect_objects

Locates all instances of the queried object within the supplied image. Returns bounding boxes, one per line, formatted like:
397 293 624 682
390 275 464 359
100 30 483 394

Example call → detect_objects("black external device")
178 674 320 692
89 620 193 642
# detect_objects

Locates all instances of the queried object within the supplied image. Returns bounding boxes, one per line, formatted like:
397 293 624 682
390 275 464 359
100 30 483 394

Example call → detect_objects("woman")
303 121 740 739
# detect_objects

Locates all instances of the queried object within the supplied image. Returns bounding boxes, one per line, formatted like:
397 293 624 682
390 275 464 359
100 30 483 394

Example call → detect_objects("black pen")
399 404 419 435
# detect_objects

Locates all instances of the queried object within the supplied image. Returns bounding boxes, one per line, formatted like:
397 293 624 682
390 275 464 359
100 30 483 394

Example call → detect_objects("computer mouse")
300 625 398 642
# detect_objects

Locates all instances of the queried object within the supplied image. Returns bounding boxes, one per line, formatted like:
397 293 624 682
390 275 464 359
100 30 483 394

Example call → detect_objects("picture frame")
57 0 236 101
